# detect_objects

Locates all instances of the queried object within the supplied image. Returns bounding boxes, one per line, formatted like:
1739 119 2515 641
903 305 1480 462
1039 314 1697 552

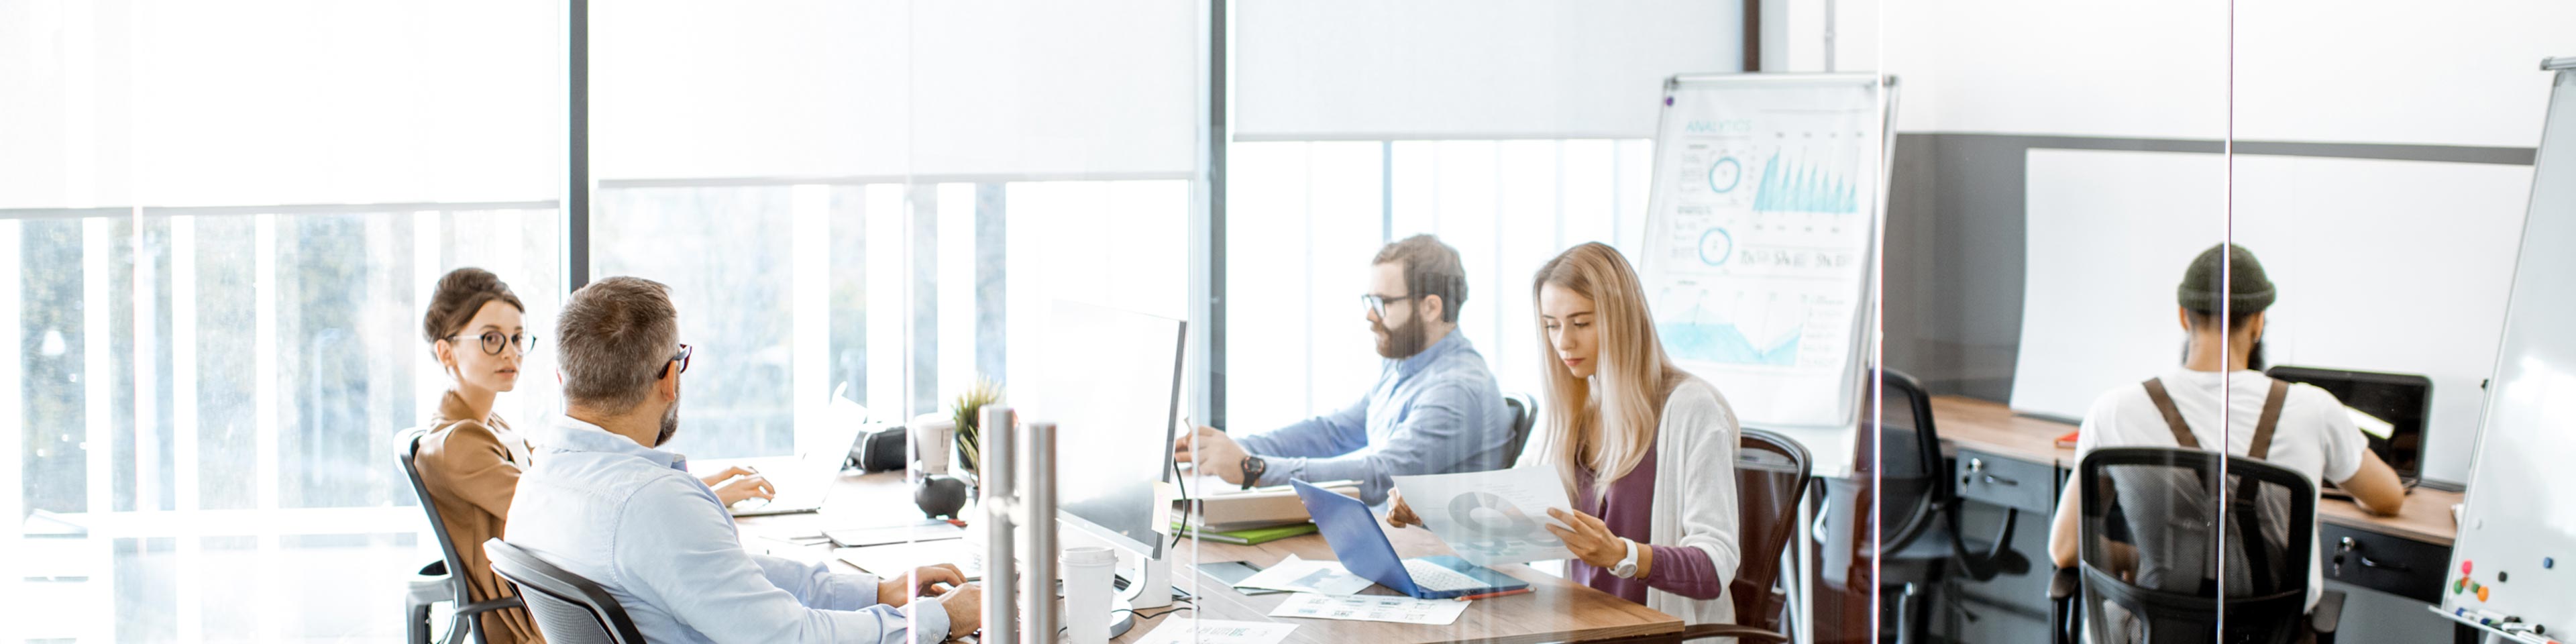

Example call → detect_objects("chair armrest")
2049 567 2082 644
2311 589 2346 644
1673 623 1792 643
453 596 525 617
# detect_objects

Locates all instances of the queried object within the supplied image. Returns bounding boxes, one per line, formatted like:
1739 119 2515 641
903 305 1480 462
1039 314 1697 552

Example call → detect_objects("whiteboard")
2443 59 2576 636
2010 150 2528 488
1636 74 1889 451
2011 150 2228 422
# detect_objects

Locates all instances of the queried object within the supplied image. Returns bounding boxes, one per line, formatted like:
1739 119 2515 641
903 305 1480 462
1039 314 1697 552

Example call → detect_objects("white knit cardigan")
1521 376 1744 628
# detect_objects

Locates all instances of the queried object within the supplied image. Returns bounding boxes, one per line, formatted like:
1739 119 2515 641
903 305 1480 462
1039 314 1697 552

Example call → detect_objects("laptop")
1288 480 1529 600
720 425 869 517
2265 366 2431 491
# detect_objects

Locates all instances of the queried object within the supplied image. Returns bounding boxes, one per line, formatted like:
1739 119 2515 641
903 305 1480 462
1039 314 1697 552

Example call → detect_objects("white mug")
908 414 955 476
1061 547 1120 644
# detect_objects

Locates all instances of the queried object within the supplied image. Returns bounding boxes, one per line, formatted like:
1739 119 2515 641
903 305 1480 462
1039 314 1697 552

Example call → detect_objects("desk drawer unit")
2318 523 2450 604
1955 449 2056 513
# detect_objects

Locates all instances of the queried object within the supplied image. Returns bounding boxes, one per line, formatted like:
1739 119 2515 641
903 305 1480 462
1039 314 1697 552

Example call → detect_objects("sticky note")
1152 480 1179 535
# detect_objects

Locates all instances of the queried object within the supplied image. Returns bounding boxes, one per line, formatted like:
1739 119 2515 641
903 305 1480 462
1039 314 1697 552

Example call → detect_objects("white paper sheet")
1266 592 1471 626
1231 555 1375 596
1130 619 1299 644
1391 468 1575 566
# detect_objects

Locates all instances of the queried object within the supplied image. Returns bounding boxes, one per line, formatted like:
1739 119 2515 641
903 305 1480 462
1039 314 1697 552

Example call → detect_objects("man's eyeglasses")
1360 294 1417 318
447 331 538 356
660 343 693 378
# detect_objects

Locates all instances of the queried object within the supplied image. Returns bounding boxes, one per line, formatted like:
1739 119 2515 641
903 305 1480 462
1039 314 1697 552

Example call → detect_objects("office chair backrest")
1874 369 1946 552
1501 392 1538 467
484 539 649 644
396 429 476 620
1733 427 1812 632
2076 447 2314 644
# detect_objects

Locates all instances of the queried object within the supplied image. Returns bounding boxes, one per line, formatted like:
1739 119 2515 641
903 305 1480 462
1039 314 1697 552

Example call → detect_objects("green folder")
1169 521 1319 545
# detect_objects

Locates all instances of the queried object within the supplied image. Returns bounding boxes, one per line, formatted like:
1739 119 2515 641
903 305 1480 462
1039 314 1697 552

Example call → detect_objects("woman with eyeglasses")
411 268 772 644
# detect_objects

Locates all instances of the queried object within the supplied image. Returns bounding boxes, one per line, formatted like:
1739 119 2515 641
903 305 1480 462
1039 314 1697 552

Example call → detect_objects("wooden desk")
734 472 1681 644
1929 395 2463 546
1925 395 2477 643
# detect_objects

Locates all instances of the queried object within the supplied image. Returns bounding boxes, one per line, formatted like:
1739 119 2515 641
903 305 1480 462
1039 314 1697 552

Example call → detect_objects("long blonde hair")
1532 243 1681 498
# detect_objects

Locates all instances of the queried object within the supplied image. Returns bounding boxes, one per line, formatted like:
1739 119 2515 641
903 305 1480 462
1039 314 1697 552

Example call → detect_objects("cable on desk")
1058 598 1197 635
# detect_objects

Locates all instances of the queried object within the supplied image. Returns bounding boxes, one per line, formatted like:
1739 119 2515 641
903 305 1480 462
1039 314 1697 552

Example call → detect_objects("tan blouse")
416 390 545 644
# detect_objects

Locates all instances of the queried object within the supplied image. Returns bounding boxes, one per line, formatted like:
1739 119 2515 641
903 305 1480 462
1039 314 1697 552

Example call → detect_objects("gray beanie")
2178 244 2275 313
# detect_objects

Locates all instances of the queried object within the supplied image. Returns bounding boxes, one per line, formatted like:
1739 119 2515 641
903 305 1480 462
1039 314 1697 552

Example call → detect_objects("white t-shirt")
2073 368 2369 608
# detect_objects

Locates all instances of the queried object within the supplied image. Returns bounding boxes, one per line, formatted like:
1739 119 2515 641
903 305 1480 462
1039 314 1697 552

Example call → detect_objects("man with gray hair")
506 276 981 643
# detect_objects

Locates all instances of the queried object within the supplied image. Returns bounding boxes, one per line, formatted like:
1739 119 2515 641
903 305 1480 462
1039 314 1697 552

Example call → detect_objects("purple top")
1568 441 1728 602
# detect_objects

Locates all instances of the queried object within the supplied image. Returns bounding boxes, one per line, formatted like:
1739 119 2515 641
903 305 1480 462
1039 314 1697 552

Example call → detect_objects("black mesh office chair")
1501 392 1539 466
486 539 651 644
1590 427 1811 644
1837 370 2027 642
2048 447 2345 644
396 429 525 644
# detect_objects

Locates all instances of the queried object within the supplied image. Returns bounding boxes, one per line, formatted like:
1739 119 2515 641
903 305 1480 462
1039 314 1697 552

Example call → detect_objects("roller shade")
0 0 559 209
1234 0 1743 140
590 0 1198 180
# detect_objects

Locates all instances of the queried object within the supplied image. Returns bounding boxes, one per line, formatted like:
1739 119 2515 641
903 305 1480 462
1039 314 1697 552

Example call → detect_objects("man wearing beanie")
2043 244 2405 610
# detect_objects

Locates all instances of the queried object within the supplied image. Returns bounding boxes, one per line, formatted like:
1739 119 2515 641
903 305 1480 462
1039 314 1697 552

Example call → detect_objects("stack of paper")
1267 592 1471 626
1229 555 1375 595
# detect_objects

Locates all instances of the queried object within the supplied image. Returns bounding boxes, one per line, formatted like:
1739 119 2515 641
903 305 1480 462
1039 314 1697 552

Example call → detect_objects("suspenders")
2139 377 2290 458
2137 376 2295 596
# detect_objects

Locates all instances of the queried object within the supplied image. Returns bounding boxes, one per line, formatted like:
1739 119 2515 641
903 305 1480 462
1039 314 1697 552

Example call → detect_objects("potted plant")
951 377 1003 480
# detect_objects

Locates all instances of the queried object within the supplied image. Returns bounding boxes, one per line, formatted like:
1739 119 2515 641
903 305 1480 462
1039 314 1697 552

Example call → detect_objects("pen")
1453 588 1533 601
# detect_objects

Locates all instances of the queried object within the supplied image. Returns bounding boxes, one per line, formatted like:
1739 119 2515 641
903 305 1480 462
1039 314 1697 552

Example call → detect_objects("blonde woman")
1390 242 1742 626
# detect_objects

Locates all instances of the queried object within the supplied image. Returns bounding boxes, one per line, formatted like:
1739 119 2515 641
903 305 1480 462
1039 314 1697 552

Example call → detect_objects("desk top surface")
735 471 1681 644
1929 395 2463 546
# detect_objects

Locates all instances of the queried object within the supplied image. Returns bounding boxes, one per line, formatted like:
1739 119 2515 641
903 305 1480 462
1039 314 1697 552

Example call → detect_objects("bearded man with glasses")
1174 234 1514 504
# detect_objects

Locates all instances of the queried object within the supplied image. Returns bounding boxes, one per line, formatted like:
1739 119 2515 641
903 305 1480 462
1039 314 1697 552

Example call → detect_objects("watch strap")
1238 455 1266 490
1614 538 1642 578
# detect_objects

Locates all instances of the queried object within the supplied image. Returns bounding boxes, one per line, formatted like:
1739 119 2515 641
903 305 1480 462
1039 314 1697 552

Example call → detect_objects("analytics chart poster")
1640 75 1883 429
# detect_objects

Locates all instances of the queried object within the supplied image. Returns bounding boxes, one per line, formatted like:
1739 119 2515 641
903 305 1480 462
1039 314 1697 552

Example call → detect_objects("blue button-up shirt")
508 415 947 644
1238 329 1513 504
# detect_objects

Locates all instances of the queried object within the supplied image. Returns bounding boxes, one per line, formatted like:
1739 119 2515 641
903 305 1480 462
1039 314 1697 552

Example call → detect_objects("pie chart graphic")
1699 228 1733 266
1708 157 1744 193
1448 492 1551 553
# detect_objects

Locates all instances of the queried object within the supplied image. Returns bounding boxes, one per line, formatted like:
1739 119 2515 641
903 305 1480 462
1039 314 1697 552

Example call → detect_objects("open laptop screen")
2265 366 2430 484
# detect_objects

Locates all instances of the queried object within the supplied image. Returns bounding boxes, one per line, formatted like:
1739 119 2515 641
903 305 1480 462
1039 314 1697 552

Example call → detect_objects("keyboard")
1403 559 1487 592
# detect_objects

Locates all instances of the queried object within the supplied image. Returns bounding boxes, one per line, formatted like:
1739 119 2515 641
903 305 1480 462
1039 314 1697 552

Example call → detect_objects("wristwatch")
1611 539 1642 579
1238 455 1268 490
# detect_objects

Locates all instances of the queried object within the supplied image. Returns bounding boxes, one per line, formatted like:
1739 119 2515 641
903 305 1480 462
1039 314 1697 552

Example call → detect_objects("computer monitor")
1026 300 1187 561
2265 366 2430 484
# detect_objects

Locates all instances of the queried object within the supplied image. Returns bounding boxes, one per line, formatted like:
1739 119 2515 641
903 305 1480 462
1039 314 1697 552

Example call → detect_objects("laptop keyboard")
1403 560 1486 592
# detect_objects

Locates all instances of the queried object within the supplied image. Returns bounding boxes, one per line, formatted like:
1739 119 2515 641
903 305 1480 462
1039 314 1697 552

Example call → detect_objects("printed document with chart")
1639 75 1884 428
1391 468 1575 566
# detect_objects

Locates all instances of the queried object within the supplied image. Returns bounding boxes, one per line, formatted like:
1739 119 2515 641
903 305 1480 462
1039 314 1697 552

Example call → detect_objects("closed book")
1175 478 1361 527
1169 521 1319 545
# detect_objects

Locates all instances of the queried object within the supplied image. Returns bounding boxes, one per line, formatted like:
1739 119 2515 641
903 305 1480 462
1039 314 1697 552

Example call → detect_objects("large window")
1222 140 1654 431
592 180 1191 461
8 207 562 640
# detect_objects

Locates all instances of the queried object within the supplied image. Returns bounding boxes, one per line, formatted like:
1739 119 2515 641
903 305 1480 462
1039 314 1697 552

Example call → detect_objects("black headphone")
851 425 910 472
